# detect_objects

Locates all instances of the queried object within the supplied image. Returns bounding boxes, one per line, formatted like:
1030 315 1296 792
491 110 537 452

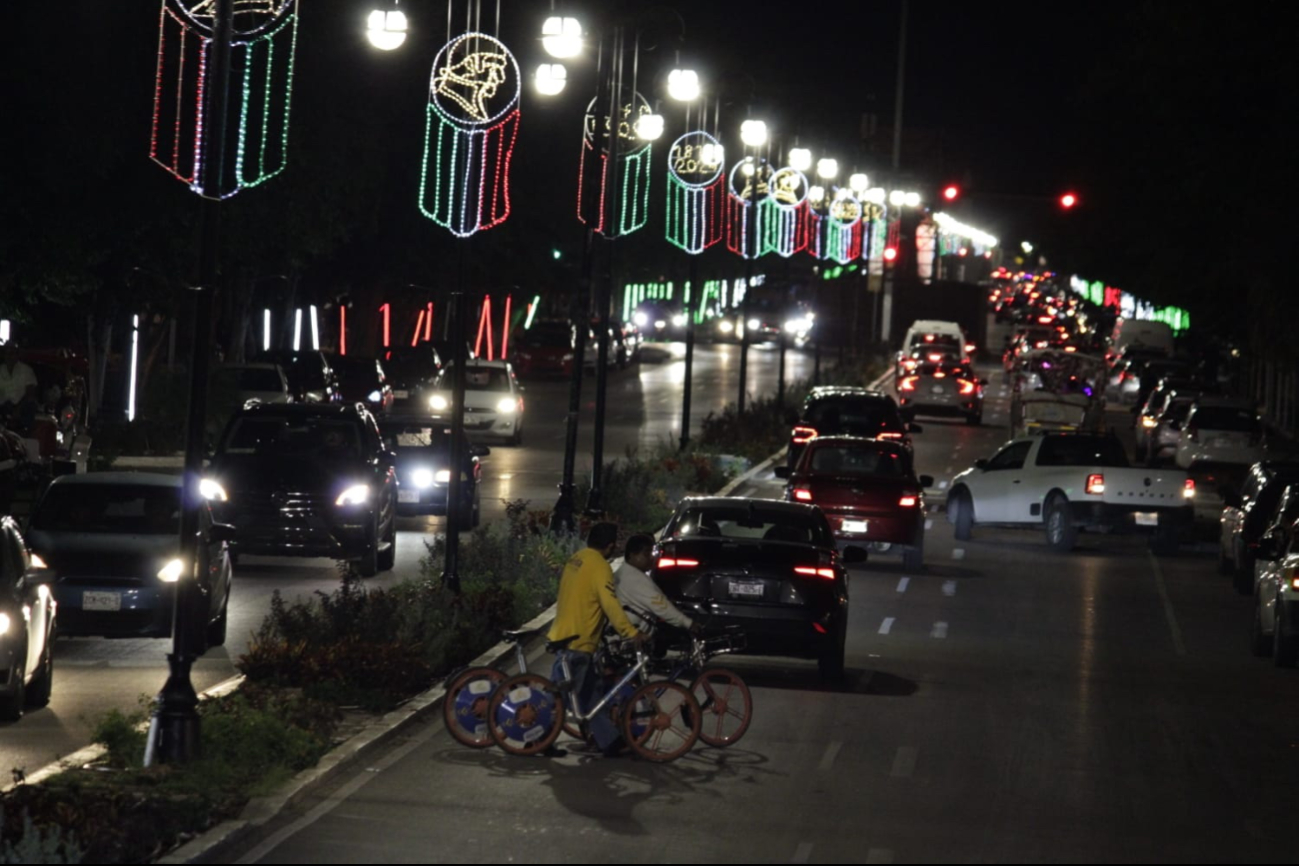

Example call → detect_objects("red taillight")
933 371 947 379
1038 315 1054 324
899 377 918 391
1064 345 1077 352
958 378 977 395
899 494 918 507
812 622 828 634
793 488 813 502
794 566 837 579
924 334 935 342
877 431 904 440
658 557 699 568
903 359 918 371
792 425 818 444
1183 478 1196 499
927 353 943 362
1085 473 1105 495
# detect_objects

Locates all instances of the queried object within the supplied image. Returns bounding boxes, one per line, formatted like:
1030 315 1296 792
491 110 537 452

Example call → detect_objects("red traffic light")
942 185 960 201
1060 192 1078 209
883 246 898 262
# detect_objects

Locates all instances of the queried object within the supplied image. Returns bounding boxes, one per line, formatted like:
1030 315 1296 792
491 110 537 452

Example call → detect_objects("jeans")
552 649 619 751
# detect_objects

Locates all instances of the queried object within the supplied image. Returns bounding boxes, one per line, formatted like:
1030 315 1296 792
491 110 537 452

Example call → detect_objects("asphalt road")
230 364 1299 864
0 341 817 783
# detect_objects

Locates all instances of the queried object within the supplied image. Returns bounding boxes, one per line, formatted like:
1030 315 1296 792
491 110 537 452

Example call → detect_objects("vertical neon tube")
474 298 488 359
482 295 495 361
293 308 302 351
524 295 539 330
339 306 347 355
500 294 512 360
309 304 319 350
380 302 390 348
128 314 140 422
425 302 434 341
263 308 272 351
411 308 426 347
0 320 9 345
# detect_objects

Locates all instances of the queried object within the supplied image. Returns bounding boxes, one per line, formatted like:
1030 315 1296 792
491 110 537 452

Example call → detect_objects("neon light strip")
128 315 140 422
412 308 426 347
293 308 302 351
309 304 319 350
339 306 347 355
380 302 390 348
263 308 272 351
474 299 488 359
524 296 539 329
500 294 512 360
482 295 495 361
425 302 434 341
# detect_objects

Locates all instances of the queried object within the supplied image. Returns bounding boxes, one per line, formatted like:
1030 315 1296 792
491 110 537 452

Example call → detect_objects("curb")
161 604 559 864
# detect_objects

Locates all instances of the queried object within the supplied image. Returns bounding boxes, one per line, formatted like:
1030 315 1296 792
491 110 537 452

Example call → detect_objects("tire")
621 680 701 762
1232 547 1255 597
690 668 753 748
0 664 24 722
1251 596 1270 657
902 528 925 572
1045 497 1078 552
818 626 847 682
1217 539 1234 576
510 425 523 447
952 491 973 542
487 673 565 756
356 518 380 578
443 666 506 748
377 517 396 573
26 642 52 709
1274 601 1298 668
965 411 981 426
205 589 230 649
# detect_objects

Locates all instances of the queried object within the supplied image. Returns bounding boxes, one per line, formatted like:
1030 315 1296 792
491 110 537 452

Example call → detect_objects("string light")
665 131 725 254
150 0 299 199
418 32 521 237
577 94 653 237
500 294 512 360
759 167 810 257
726 157 769 260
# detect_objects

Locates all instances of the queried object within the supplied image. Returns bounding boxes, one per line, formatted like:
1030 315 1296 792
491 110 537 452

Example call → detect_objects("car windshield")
807 445 910 477
220 367 282 392
1035 436 1130 467
221 416 366 460
520 323 573 347
32 484 181 535
670 505 831 546
1193 407 1261 433
438 368 511 391
916 334 962 349
805 399 900 436
1164 400 1194 421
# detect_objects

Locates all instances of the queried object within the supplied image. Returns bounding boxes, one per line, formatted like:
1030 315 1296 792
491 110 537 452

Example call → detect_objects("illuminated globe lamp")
535 63 567 96
366 7 408 50
740 119 768 148
849 173 869 195
888 189 906 206
808 184 826 203
904 191 921 207
789 147 813 172
634 112 665 141
865 187 887 205
700 142 725 168
816 158 838 181
541 16 583 58
667 69 701 102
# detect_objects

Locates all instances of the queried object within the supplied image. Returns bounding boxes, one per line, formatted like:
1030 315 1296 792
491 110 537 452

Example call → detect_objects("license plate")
393 389 409 399
931 385 945 394
398 489 420 503
842 519 869 533
1134 512 1159 527
728 581 764 598
83 591 121 612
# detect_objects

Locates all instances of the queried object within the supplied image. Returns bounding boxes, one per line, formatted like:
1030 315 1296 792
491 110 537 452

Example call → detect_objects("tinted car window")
805 399 900 436
1162 400 1193 422
520 323 573 346
808 445 910 477
222 416 366 461
1035 436 1129 467
987 441 1033 470
32 485 181 535
670 505 833 547
1192 407 1260 433
221 367 283 391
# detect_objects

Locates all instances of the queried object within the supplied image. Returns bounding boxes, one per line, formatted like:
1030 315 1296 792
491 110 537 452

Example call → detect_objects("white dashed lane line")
951 548 965 560
931 622 949 639
891 746 918 777
942 580 957 596
818 741 843 771
896 577 910 593
879 617 896 635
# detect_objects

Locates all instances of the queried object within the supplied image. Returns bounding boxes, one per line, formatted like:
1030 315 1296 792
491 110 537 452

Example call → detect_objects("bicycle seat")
501 626 542 643
545 634 580 653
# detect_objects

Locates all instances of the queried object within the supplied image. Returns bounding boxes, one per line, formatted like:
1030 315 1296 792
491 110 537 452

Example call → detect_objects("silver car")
0 516 56 721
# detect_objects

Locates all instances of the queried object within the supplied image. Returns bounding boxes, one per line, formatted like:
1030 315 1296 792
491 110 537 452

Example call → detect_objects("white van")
897 320 970 371
1110 319 1174 358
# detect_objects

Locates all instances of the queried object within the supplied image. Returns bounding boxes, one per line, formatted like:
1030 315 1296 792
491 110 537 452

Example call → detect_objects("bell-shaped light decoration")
788 147 812 172
367 9 408 51
904 191 921 207
700 142 725 168
848 173 869 194
667 69 701 102
542 16 583 59
816 158 838 180
888 189 906 206
740 119 768 148
535 63 567 96
634 112 665 141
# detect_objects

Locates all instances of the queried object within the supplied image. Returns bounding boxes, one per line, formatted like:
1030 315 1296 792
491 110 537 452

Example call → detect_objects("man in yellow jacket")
548 521 645 756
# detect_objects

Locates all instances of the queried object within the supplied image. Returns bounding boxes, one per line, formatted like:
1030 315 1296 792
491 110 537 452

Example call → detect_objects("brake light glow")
1183 478 1196 499
924 334 935 342
657 557 700 568
794 566 837 579
812 622 828 634
877 431 904 439
928 353 943 362
792 425 818 444
1141 415 1159 429
964 343 976 353
793 488 813 502
899 494 918 507
903 359 918 371
899 377 918 391
933 371 946 379
958 379 977 395
1085 473 1105 495
1038 315 1054 324
1064 345 1077 352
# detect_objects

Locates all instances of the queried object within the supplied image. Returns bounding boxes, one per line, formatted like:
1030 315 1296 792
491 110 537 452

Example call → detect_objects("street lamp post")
736 119 768 414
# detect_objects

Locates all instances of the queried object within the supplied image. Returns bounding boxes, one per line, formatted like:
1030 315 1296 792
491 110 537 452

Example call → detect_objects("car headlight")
412 468 435 489
199 479 228 502
718 320 734 333
367 389 382 402
562 353 574 361
30 553 48 570
672 314 686 327
429 395 449 411
335 484 371 506
784 319 804 334
747 318 761 330
655 320 667 329
0 612 8 636
435 469 452 484
496 397 519 414
633 312 648 327
157 558 185 583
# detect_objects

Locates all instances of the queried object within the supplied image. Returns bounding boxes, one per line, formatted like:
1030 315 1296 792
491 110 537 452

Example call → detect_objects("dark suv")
205 403 397 576
256 351 343 404
1220 461 1299 595
787 386 917 471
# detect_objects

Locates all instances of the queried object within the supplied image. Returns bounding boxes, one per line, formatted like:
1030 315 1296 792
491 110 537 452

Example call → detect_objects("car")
775 436 934 570
1129 358 1194 410
330 354 394 418
213 363 294 407
1135 378 1204 460
382 344 445 417
511 320 575 377
896 360 985 425
1219 462 1299 595
898 320 971 370
651 496 865 680
379 420 487 528
204 402 397 576
0 515 56 720
424 359 525 446
787 386 917 471
1109 318 1174 361
1143 394 1196 466
26 473 233 646
634 300 687 342
580 325 621 369
1174 399 1266 470
1248 491 1299 665
946 432 1195 553
256 350 343 404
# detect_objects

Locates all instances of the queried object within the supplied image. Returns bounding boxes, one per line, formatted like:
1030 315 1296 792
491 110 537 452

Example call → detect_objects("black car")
379 420 487 528
206 403 397 576
787 386 917 470
383 344 445 417
651 497 863 680
0 515 56 720
1220 462 1299 594
330 354 394 417
256 350 343 404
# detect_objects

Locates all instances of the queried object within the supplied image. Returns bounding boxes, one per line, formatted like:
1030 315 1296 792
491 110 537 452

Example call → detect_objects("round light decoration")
666 131 726 254
759 166 811 257
150 0 300 199
535 63 567 95
740 119 768 147
788 147 812 172
888 189 906 206
667 68 701 102
578 90 654 237
367 8 407 50
865 187 887 205
904 191 921 207
541 16 582 59
418 31 522 237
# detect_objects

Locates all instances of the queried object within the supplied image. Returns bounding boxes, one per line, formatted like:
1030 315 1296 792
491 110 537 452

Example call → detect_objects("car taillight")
903 359 918 371
1085 473 1105 495
899 377 918 391
792 425 818 444
899 494 918 507
1064 345 1077 352
793 488 813 502
927 353 943 362
958 378 976 395
933 371 947 379
964 343 976 353
877 431 904 440
924 334 935 342
1141 415 1158 429
1038 315 1054 324
657 557 699 568
1183 478 1196 499
794 566 837 579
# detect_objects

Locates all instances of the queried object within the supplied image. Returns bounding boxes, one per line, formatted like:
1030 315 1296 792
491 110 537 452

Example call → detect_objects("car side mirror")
842 545 868 564
207 522 237 544
975 458 990 470
919 474 935 488
773 466 790 479
470 443 491 458
907 422 924 434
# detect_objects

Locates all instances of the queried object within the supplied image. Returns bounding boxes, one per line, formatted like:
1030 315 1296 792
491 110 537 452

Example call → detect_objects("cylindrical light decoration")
578 90 654 237
667 69 701 102
541 16 582 59
726 157 770 260
418 32 521 237
862 201 887 275
665 131 725 254
759 167 811 257
823 194 864 264
916 216 937 282
535 63 567 95
150 0 299 199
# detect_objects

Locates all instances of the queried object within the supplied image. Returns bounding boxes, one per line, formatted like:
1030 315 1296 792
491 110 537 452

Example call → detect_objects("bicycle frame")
557 646 650 725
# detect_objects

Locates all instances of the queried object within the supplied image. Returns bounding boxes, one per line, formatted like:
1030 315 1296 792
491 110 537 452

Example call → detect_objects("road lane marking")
942 580 956 596
879 617 896 635
1148 551 1187 656
951 548 965 560
792 842 814 863
866 849 895 864
891 746 918 777
818 741 843 771
925 518 933 530
931 622 949 638
896 577 910 593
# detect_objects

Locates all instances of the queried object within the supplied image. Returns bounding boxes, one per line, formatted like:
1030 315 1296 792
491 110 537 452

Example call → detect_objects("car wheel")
1217 539 1234 576
206 588 230 649
902 528 924 572
0 663 25 722
356 517 380 578
1274 600 1298 668
965 411 981 426
1045 497 1077 552
510 425 523 447
1251 595 1271 657
952 491 974 541
818 627 846 682
377 515 397 572
26 641 53 708
1232 547 1255 596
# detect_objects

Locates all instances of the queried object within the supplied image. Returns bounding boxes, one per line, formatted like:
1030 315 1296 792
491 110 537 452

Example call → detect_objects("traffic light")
1059 192 1078 209
883 246 898 262
942 184 960 202
552 248 563 260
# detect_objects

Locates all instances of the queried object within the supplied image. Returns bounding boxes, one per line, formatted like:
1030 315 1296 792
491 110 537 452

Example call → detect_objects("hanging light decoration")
578 90 654 237
665 131 725 254
366 5 407 51
541 16 583 59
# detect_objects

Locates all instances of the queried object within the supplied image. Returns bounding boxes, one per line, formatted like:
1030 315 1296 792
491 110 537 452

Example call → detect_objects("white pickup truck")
945 433 1195 553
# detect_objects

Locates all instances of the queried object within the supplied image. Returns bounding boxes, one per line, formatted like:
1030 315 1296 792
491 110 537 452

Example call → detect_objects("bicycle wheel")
487 673 565 756
621 680 701 763
690 668 753 748
443 666 505 749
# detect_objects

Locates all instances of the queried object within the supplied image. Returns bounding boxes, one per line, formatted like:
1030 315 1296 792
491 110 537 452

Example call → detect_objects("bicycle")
657 625 753 748
442 626 547 749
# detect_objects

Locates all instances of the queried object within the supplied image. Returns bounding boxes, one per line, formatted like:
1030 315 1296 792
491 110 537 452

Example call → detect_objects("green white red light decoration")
578 93 653 237
664 131 725 254
150 0 299 199
760 167 811 257
726 158 771 260
418 32 521 237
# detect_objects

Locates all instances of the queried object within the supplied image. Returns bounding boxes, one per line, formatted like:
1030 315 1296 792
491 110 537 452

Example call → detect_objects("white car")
1248 484 1299 665
897 319 972 374
426 359 525 446
946 432 1194 553
1174 399 1265 469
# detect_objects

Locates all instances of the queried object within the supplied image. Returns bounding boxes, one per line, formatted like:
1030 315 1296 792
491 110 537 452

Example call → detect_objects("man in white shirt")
613 533 702 636
0 344 38 412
